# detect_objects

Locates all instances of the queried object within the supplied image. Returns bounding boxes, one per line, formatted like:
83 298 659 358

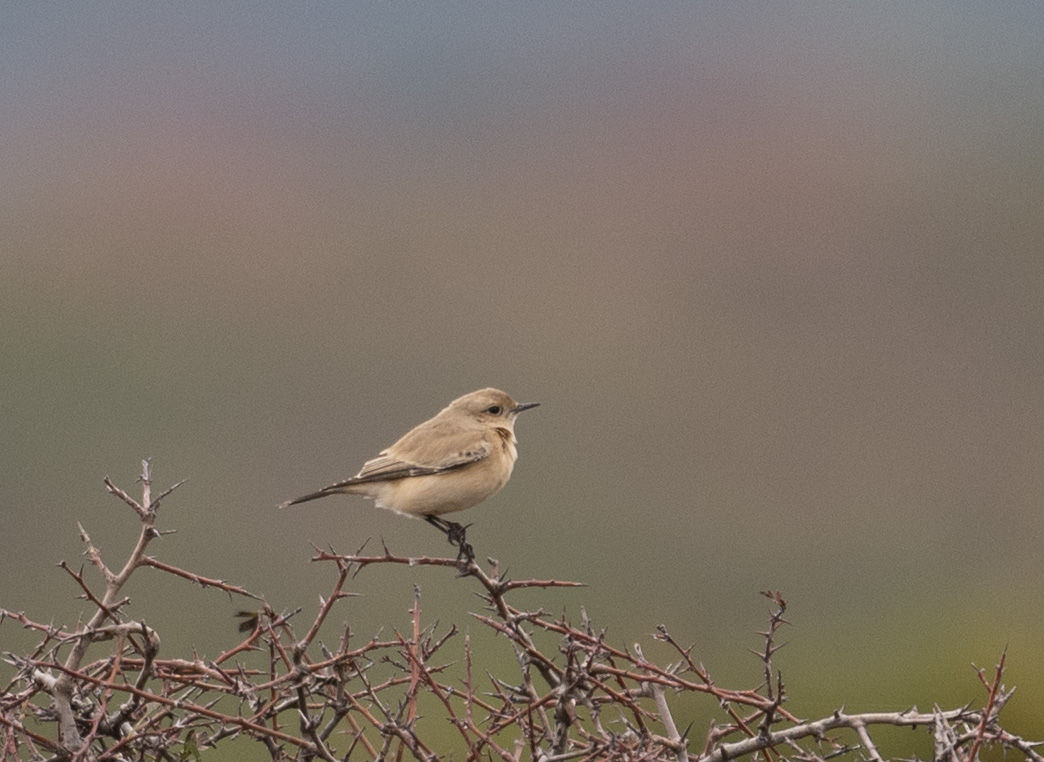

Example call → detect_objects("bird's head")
449 388 539 428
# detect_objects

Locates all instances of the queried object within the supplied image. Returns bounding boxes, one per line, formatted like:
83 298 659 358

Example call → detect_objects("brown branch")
54 462 164 751
31 658 312 749
140 556 262 600
703 707 983 762
968 647 1007 762
58 561 123 626
102 476 145 518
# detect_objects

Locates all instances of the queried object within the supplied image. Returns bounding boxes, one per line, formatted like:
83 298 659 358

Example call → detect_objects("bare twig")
968 647 1007 762
140 556 262 600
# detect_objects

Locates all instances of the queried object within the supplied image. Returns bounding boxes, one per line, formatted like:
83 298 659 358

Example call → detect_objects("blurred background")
2 3 1043 756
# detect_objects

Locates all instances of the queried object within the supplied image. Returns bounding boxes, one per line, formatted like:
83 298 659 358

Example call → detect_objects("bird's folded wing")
350 438 492 484
278 429 494 508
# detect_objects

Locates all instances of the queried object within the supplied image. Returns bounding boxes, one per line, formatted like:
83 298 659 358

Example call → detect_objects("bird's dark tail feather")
277 489 334 509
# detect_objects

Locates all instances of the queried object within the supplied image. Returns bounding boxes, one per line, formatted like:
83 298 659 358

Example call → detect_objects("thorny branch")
1 463 1041 762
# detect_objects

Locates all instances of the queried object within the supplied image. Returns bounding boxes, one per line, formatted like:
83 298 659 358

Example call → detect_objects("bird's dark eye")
486 405 502 415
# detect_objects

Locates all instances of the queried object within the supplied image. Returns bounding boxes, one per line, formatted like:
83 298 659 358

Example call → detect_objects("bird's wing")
352 431 492 483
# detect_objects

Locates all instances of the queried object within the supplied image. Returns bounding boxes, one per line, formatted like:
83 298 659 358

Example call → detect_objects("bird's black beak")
513 401 540 414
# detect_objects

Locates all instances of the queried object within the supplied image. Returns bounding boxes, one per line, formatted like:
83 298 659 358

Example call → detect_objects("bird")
279 388 539 559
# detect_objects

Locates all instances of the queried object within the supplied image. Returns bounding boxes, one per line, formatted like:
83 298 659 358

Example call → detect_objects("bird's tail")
277 488 336 509
278 476 365 509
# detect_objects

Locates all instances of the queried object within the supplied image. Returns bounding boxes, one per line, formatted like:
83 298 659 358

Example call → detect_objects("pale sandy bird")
280 388 538 557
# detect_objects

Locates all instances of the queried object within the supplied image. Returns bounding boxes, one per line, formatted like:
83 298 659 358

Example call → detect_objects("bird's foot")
455 540 475 564
425 515 475 563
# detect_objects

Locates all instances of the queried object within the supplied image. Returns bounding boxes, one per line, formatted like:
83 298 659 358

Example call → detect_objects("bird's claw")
425 516 476 563
456 540 475 564
445 521 475 563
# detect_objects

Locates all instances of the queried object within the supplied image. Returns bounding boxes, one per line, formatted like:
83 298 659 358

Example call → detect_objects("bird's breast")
493 426 518 462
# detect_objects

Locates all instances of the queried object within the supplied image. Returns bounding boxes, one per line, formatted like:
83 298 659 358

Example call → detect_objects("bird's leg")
424 514 450 534
424 515 475 562
447 523 475 563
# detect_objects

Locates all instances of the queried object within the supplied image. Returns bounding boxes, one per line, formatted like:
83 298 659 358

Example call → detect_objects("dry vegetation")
1 462 1039 762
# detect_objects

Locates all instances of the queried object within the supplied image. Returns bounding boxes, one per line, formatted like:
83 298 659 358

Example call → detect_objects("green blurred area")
2 4 1043 757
